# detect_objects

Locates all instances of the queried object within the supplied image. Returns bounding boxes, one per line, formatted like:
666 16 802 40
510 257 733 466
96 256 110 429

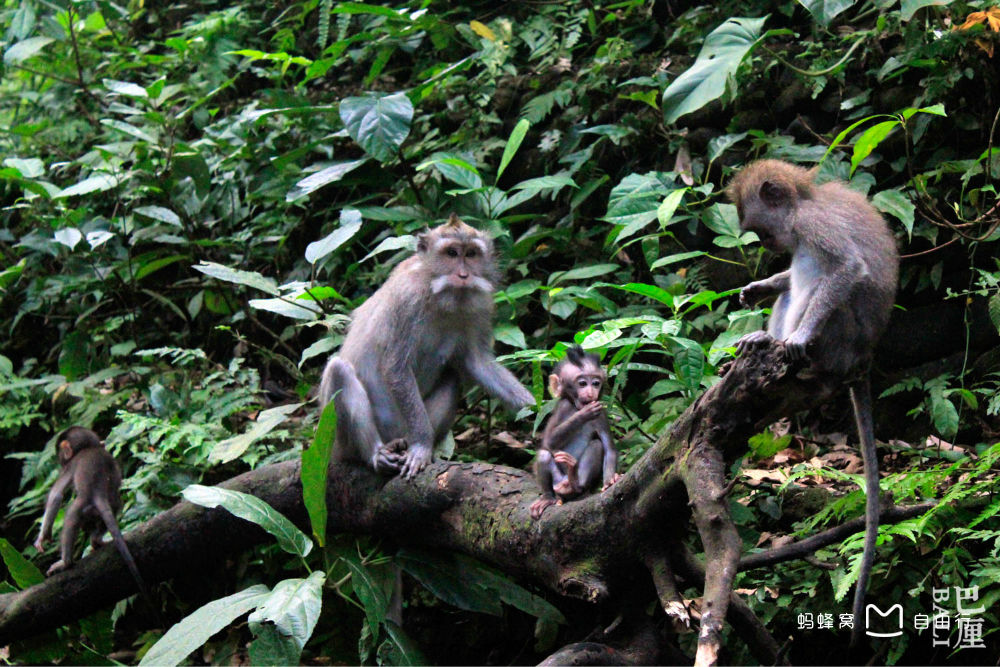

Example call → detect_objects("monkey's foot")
45 560 69 576
735 330 772 356
373 440 406 475
530 496 559 520
602 473 623 492
400 443 432 480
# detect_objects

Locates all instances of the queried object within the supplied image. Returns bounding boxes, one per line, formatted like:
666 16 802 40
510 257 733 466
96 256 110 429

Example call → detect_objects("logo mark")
866 603 904 638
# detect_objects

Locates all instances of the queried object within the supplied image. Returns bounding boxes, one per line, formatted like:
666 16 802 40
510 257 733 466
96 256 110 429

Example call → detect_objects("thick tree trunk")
0 340 862 663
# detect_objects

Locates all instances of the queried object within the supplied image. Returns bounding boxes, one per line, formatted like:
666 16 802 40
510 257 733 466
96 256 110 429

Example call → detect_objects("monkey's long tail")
94 495 160 622
849 377 880 648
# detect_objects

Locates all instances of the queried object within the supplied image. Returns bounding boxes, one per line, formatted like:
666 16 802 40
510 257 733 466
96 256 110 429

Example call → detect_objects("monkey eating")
727 159 899 645
530 345 621 520
319 214 535 480
34 427 153 604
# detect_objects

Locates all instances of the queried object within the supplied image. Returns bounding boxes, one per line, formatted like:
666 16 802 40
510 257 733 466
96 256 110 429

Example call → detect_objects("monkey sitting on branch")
727 159 899 645
320 214 535 480
34 427 153 604
530 345 621 520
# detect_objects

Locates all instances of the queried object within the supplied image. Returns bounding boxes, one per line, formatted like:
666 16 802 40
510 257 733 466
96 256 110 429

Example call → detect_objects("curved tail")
849 377 880 647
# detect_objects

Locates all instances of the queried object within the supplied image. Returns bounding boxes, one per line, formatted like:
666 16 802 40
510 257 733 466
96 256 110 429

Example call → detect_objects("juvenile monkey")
320 214 534 479
34 427 151 601
728 159 899 645
530 346 621 520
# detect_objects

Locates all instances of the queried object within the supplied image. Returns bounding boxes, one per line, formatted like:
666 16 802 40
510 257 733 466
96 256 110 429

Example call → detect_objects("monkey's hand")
400 442 433 480
739 280 775 308
735 330 772 356
530 496 559 520
46 559 68 576
782 329 811 362
33 535 48 552
574 401 604 422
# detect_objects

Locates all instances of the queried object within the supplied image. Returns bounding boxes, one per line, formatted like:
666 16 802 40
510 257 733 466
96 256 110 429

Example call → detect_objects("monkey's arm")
462 349 534 411
739 269 791 307
34 471 73 548
785 259 860 358
541 401 595 451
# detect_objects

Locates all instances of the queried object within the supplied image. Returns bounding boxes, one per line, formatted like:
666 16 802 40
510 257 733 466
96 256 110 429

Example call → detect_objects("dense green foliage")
0 0 997 664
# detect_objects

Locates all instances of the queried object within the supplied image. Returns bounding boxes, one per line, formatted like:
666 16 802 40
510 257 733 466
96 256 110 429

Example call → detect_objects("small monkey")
530 346 621 520
34 427 152 602
320 214 535 479
728 159 898 645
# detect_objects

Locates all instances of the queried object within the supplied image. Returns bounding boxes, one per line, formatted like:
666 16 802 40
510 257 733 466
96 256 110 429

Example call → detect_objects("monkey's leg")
425 371 460 444
47 498 87 575
327 358 403 474
530 450 560 520
574 439 605 493
849 376 880 647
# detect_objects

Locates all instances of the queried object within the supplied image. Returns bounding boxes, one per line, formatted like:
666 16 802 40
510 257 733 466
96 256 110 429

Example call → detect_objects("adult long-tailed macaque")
34 427 151 601
530 346 621 520
728 159 899 644
319 214 535 479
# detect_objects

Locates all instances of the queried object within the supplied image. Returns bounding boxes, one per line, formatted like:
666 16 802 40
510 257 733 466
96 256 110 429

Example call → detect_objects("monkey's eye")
577 379 588 387
465 248 478 258
446 247 459 258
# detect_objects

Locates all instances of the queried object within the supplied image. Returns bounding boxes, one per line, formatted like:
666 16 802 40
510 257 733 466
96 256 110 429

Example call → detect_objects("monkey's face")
566 365 604 408
737 184 795 253
426 236 496 295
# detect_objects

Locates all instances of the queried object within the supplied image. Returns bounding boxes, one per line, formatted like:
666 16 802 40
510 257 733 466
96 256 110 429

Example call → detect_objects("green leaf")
248 624 300 667
872 189 915 238
305 209 363 264
248 572 325 661
193 261 279 295
929 389 959 439
416 153 483 189
248 297 321 321
0 538 43 589
580 328 623 348
707 132 748 163
361 235 416 262
53 228 82 250
671 337 705 393
101 119 157 143
662 17 769 124
4 36 54 64
549 263 619 284
331 2 408 18
656 188 688 227
343 554 390 633
56 173 118 198
59 331 89 380
340 92 414 163
139 585 272 667
601 282 674 308
103 79 148 98
510 173 577 195
649 250 707 271
796 0 858 25
135 206 182 227
210 403 304 463
494 322 527 349
286 158 369 202
497 118 531 179
381 621 427 666
182 485 313 557
900 0 953 21
302 400 337 547
850 120 898 174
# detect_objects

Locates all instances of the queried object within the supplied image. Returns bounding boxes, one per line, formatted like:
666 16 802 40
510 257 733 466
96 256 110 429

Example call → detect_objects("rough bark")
0 340 874 663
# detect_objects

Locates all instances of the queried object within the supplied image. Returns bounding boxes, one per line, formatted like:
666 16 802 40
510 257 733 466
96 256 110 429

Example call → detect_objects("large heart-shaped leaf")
340 92 413 163
662 17 768 124
797 0 858 25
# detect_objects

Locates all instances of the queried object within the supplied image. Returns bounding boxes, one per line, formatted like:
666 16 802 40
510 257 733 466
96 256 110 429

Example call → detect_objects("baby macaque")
34 427 150 600
530 346 621 520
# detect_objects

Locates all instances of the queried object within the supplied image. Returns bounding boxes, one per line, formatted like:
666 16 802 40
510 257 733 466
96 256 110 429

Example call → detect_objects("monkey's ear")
759 180 788 207
416 229 430 252
58 439 73 461
548 374 562 399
